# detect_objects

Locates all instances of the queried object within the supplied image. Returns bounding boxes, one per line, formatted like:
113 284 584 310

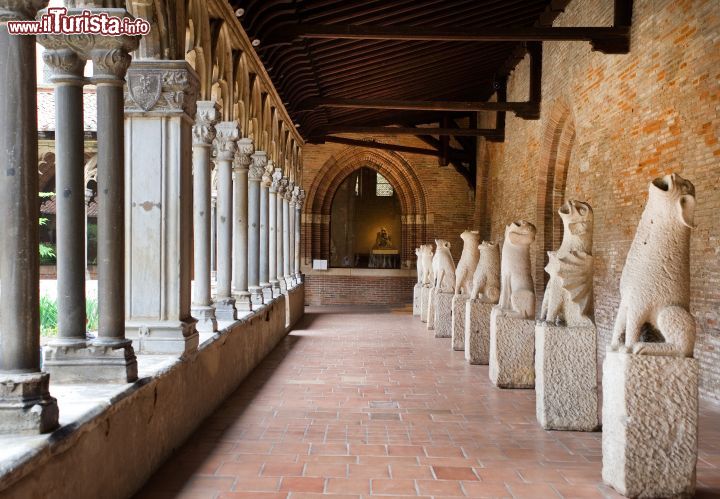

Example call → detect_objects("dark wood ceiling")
235 0 557 142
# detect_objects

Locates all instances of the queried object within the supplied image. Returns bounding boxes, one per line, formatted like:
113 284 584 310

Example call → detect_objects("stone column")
288 187 297 286
259 160 273 301
87 33 140 380
276 178 287 293
0 0 58 434
190 101 219 333
38 44 88 364
283 182 293 288
210 195 217 273
248 151 266 306
294 188 305 283
233 138 253 311
269 168 282 296
213 122 239 321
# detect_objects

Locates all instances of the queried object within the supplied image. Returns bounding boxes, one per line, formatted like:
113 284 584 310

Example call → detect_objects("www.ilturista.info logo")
7 7 151 36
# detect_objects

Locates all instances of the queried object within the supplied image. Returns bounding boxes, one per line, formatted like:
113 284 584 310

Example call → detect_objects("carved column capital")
284 181 294 201
249 151 267 182
214 122 239 161
277 177 288 197
124 60 199 117
234 137 253 171
37 36 86 84
192 100 220 146
270 168 283 193
296 188 306 210
261 159 274 187
0 0 47 21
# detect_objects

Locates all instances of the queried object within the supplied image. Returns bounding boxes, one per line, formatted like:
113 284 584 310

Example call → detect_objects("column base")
426 287 436 330
249 286 264 306
270 279 282 297
191 305 218 333
214 296 237 320
602 352 698 498
284 275 294 290
126 319 199 356
535 323 599 431
279 277 288 294
464 300 493 365
489 307 535 388
433 290 453 338
413 283 422 317
43 339 139 383
294 272 304 284
451 294 467 350
420 285 431 323
261 282 273 302
235 291 253 312
0 372 59 434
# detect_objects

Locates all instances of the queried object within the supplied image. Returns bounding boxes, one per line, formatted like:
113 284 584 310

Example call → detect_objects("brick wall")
304 275 416 306
476 0 720 401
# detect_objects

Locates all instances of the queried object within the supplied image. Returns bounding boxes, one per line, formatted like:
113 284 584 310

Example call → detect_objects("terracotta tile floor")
136 306 720 499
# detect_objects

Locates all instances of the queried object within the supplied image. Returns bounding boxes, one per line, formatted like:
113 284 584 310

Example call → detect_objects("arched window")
330 167 402 268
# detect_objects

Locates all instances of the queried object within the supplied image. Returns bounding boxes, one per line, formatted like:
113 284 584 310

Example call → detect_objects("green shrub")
86 298 99 332
39 295 58 336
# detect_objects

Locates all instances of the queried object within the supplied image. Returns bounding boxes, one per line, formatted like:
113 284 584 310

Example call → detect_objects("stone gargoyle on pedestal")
497 220 536 319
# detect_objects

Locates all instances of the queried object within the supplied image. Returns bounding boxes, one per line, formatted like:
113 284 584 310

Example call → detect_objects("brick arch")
303 146 428 269
535 98 577 305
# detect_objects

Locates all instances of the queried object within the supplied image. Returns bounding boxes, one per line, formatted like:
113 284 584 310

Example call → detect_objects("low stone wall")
304 274 414 305
0 286 304 499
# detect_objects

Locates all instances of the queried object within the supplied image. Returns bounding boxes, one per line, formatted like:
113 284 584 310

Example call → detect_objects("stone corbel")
125 60 200 118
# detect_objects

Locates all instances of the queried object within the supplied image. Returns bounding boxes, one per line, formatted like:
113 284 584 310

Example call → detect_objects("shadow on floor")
133 328 309 498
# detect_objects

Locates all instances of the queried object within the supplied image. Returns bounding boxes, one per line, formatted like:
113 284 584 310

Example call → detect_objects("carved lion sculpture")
415 247 423 284
470 241 500 303
497 220 536 319
431 239 456 292
540 200 594 327
419 244 434 286
610 173 696 357
455 230 481 295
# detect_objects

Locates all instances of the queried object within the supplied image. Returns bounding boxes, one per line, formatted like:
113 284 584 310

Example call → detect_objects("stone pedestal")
434 290 453 339
426 288 436 330
413 284 422 316
535 324 598 431
0 373 59 434
124 60 200 355
451 294 467 350
489 308 535 388
420 286 431 323
43 342 138 383
602 352 698 498
464 300 493 364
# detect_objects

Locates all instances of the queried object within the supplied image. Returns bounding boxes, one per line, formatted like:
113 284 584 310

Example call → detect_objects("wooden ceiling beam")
320 125 503 138
271 25 630 54
297 97 536 116
318 136 470 161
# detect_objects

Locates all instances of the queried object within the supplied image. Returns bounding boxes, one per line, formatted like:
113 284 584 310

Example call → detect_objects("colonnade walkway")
136 306 720 499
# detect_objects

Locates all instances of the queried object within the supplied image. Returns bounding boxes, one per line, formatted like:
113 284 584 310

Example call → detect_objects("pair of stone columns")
37 9 140 380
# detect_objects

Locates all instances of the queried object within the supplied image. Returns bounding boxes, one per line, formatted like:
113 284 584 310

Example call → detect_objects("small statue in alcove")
373 227 394 249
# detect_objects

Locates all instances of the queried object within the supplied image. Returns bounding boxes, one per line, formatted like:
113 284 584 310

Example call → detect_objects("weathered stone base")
271 279 282 297
43 341 139 383
214 296 237 320
279 277 288 294
602 352 698 498
420 285 431 323
126 319 199 356
250 287 264 307
235 292 252 312
191 305 217 333
413 283 422 317
464 300 493 365
0 372 58 434
489 308 535 388
434 291 453 339
261 283 273 302
451 294 467 350
426 288 436 330
284 276 294 290
535 324 598 431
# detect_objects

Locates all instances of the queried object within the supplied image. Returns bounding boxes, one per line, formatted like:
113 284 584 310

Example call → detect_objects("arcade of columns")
0 0 305 434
